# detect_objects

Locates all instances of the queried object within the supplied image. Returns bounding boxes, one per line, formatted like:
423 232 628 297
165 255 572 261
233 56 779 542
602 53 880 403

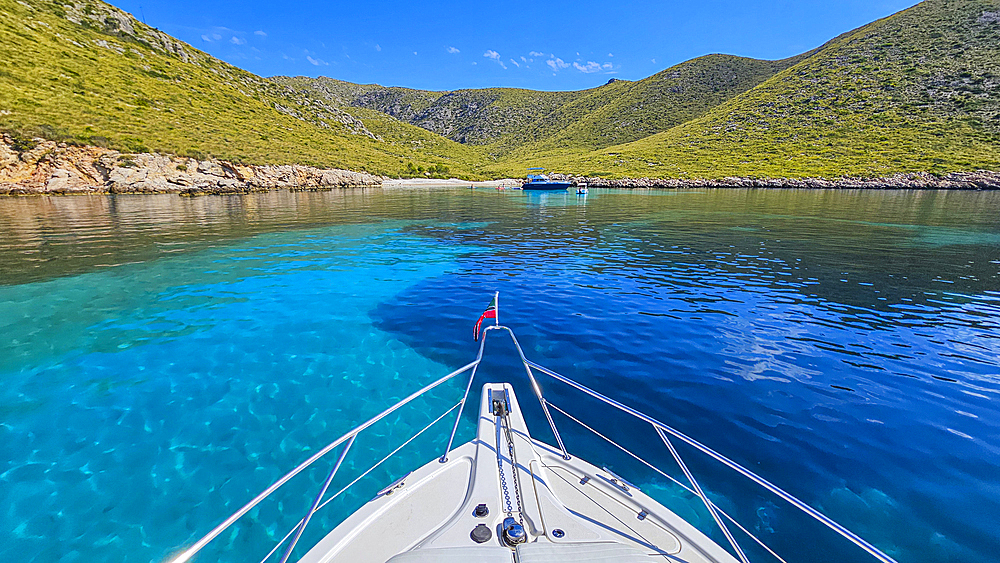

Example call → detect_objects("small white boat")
577 184 589 195
171 295 897 563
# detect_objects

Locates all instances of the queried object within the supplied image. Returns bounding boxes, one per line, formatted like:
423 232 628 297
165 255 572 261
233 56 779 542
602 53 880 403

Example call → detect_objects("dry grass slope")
2 0 998 182
547 0 1000 178
0 0 481 177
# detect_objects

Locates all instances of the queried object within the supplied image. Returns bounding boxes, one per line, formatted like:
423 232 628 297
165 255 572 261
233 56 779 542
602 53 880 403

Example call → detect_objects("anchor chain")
496 428 514 517
502 413 525 526
494 393 524 528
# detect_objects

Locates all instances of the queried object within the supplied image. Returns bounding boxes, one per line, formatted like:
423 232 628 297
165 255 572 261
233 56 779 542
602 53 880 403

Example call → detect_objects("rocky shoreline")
565 171 1000 190
4 136 1000 195
0 136 383 196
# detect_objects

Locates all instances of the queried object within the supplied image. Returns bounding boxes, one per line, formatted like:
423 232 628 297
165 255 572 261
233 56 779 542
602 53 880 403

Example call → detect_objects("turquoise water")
1 188 999 563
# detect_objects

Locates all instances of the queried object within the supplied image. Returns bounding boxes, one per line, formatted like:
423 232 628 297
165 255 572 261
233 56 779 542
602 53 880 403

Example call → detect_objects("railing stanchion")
537 393 570 460
171 321 898 563
279 434 357 563
171 361 476 563
502 327 570 459
547 401 788 563
259 402 461 563
656 426 751 563
441 329 490 462
527 356 897 563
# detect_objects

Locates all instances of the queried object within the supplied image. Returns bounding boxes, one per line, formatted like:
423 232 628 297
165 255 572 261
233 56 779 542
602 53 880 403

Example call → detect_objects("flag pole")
494 291 500 326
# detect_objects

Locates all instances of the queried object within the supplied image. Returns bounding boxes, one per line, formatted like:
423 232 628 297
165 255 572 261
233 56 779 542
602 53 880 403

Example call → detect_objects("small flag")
473 294 498 341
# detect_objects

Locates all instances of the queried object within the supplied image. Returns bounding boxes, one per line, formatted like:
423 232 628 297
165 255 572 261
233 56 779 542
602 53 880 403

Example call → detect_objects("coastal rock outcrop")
0 135 383 195
565 172 1000 190
4 135 999 196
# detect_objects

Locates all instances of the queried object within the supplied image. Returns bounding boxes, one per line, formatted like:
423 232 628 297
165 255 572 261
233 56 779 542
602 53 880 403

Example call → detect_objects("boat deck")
299 383 737 563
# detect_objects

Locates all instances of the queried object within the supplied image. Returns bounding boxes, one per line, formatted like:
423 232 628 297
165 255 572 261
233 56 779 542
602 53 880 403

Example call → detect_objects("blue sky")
107 0 919 91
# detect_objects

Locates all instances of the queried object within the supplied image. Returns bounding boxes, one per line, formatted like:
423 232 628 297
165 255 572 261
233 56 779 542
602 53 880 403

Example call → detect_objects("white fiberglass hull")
299 383 738 563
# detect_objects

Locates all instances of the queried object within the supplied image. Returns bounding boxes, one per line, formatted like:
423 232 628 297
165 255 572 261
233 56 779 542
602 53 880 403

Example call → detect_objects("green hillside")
544 0 1000 178
2 0 999 182
275 76 586 145
494 53 811 160
281 53 802 157
273 77 444 124
0 0 480 177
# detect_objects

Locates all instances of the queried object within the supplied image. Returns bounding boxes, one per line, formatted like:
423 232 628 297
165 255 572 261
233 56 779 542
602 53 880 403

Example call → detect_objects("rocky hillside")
274 77 584 145
273 78 443 125
2 0 999 185
525 0 1000 178
277 52 804 153
0 0 479 178
496 53 812 157
280 0 1000 179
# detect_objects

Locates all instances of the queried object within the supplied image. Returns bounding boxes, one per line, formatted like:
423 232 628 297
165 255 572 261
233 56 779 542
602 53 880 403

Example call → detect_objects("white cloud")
201 34 211 42
484 50 506 69
602 62 613 70
529 51 544 57
520 56 527 63
510 58 519 67
306 55 327 66
573 61 603 73
608 52 613 57
254 30 267 37
651 58 656 64
212 33 221 40
546 57 570 71
375 44 381 51
447 46 460 54
413 51 418 55
230 36 246 45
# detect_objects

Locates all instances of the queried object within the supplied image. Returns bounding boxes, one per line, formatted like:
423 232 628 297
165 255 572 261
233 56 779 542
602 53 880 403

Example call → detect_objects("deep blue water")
1 188 998 563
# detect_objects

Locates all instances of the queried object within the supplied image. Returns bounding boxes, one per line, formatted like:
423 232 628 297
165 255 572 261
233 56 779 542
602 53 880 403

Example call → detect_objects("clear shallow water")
1 188 999 563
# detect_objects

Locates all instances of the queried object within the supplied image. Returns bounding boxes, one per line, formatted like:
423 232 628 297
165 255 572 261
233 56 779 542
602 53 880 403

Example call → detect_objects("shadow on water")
371 188 1000 563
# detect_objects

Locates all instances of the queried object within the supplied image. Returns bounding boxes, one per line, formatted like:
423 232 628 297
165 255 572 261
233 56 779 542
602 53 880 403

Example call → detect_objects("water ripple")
1 188 999 563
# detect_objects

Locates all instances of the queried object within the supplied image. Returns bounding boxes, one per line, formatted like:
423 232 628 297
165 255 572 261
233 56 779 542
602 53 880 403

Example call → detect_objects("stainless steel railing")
170 321 897 563
256 403 462 563
169 360 479 563
482 324 898 563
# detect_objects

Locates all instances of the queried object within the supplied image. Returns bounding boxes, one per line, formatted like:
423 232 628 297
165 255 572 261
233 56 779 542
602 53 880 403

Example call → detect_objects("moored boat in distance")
522 168 574 191
170 294 899 563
